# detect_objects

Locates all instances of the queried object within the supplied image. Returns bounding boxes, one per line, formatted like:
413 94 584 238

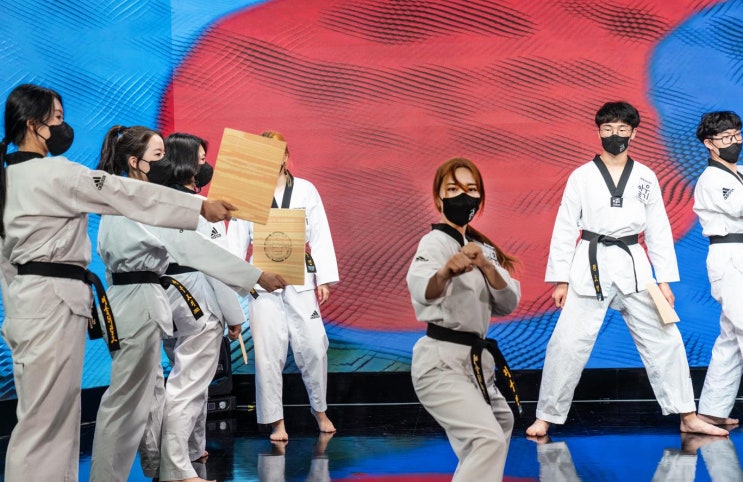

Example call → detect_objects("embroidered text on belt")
16 261 120 351
709 233 743 244
426 323 522 415
111 271 203 319
581 230 639 301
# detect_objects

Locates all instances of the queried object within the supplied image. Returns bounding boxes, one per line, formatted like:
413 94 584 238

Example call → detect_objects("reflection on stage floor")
3 400 743 481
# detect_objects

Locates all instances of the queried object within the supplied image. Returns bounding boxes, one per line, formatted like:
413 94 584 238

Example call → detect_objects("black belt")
709 233 743 244
111 271 203 320
16 261 119 351
581 230 639 301
165 263 198 275
426 323 522 416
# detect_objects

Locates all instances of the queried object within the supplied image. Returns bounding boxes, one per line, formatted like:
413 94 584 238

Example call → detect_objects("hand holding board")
646 282 680 324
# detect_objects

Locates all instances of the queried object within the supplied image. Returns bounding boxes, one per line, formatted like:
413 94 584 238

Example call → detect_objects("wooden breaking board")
252 208 306 285
208 128 286 223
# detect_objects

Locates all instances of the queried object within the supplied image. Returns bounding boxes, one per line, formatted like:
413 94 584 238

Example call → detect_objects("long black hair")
0 84 62 238
164 132 207 186
97 125 161 175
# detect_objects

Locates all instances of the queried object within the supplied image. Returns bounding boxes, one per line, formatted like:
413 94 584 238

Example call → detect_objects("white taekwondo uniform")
694 160 743 419
90 217 260 482
246 177 340 424
406 224 521 482
0 152 202 482
169 215 251 464
536 156 696 425
156 213 256 482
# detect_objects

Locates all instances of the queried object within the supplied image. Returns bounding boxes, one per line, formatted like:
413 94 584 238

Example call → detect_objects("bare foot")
271 440 288 456
314 431 335 457
697 413 739 426
191 451 209 464
680 413 729 436
526 419 550 437
526 434 552 444
311 409 337 433
270 419 289 441
680 432 724 455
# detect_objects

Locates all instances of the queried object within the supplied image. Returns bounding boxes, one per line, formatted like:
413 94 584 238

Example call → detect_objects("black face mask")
441 192 481 227
194 162 214 188
140 157 173 184
718 143 742 164
41 121 74 156
601 134 630 156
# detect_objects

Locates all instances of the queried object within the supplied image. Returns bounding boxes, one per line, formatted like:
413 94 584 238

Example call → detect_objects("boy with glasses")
525 102 727 438
692 111 743 427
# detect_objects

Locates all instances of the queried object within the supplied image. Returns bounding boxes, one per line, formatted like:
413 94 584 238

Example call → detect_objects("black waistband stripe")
17 261 120 351
426 323 522 416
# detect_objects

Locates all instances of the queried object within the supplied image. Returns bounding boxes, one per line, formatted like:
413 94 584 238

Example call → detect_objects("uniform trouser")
163 337 208 462
536 283 696 424
89 316 163 482
159 315 223 480
700 438 743 481
411 336 514 482
258 454 330 482
2 301 86 482
537 441 580 482
250 286 329 424
651 449 697 482
699 266 743 418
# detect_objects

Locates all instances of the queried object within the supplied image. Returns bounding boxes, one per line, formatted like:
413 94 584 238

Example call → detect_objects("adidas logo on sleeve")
210 227 221 239
309 310 321 320
93 175 106 191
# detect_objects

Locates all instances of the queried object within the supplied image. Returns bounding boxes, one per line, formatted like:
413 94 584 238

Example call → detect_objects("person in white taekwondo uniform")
152 132 259 482
239 130 340 441
692 111 743 428
89 127 286 482
406 157 521 482
0 84 235 482
525 101 727 438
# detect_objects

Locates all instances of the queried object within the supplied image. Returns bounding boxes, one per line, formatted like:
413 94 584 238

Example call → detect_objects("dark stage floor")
4 400 743 481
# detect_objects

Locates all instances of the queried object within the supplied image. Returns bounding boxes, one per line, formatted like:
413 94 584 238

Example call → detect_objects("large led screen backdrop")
0 0 741 400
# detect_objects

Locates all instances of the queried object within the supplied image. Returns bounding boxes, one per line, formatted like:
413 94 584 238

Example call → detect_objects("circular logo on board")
264 232 292 262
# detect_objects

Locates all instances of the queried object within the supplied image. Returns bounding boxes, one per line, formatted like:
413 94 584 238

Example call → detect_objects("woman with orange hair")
406 157 521 482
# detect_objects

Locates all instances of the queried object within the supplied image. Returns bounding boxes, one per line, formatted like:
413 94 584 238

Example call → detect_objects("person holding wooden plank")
0 84 234 482
525 101 727 438
89 126 286 482
152 132 258 482
692 111 743 427
245 130 340 441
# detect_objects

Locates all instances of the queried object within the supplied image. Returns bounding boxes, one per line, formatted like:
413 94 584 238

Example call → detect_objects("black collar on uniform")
431 223 466 247
5 151 43 165
708 159 743 186
169 183 197 194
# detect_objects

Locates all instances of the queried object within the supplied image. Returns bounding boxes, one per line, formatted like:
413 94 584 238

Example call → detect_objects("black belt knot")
16 261 119 351
111 270 203 320
581 230 639 301
426 323 522 416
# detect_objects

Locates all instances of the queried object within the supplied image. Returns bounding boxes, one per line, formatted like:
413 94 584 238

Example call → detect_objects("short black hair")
696 111 742 143
164 132 207 186
595 101 640 129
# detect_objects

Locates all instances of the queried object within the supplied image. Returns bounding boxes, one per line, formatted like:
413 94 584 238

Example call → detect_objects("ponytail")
0 137 8 238
97 125 127 174
466 225 519 274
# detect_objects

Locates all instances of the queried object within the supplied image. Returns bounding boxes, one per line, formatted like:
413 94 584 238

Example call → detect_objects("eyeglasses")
599 126 633 137
709 132 743 146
